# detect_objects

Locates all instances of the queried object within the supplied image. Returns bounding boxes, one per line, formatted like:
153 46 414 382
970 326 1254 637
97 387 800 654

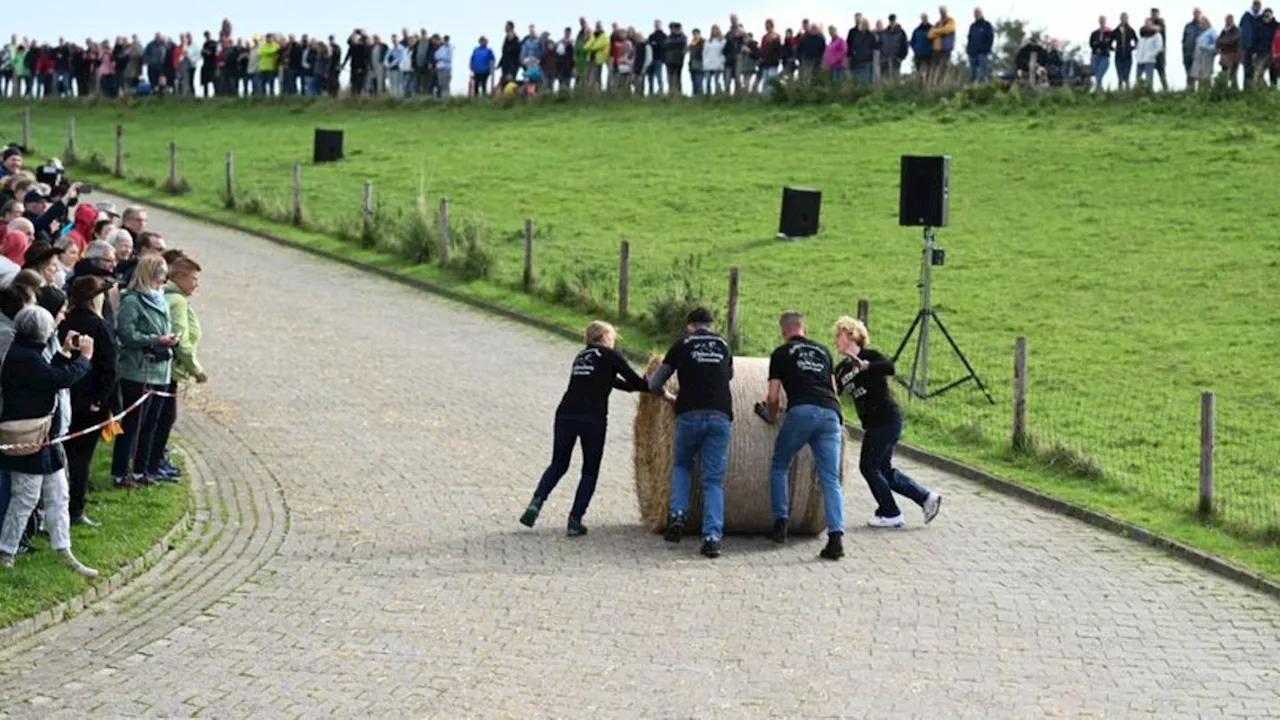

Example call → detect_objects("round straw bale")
634 355 847 536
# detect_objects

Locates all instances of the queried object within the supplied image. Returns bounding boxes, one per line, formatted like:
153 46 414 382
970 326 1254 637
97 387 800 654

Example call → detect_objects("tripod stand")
891 227 995 404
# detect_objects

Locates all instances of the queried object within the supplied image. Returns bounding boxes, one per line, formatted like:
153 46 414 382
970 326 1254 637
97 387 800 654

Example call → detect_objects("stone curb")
0 473 196 646
98 184 1280 603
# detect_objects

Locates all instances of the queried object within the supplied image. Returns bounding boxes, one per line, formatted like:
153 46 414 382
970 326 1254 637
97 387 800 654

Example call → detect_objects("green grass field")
19 91 1280 576
0 442 190 629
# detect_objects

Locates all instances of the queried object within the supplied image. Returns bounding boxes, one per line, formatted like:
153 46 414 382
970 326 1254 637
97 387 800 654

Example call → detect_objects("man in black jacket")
646 20 667 96
1111 13 1138 88
880 15 909 79
345 31 369 95
663 22 688 94
1089 15 1114 90
499 22 521 83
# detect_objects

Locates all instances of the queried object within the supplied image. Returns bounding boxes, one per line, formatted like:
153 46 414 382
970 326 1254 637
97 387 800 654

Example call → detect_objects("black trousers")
64 406 105 519
151 381 178 471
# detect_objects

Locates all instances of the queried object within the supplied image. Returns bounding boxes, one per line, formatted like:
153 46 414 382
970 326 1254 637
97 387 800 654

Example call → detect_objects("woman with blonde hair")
519 320 651 536
832 316 941 528
111 254 176 487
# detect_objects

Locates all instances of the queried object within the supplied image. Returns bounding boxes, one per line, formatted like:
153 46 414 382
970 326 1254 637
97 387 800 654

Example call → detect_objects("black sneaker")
663 512 686 543
519 501 542 528
771 518 788 544
700 538 722 558
566 516 588 537
819 532 845 561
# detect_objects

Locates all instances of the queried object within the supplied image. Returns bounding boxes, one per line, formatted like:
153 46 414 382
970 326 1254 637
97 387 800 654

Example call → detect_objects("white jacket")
703 37 726 71
1135 32 1163 64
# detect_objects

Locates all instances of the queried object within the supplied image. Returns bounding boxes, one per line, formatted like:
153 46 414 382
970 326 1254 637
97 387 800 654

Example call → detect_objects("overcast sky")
43 1 1240 91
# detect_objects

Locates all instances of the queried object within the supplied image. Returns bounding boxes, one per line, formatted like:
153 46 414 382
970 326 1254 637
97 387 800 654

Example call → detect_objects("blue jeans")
769 405 845 534
0 471 9 539
259 71 276 95
1115 56 1132 88
1137 62 1155 86
532 413 607 519
670 411 731 541
829 66 846 85
303 76 319 96
646 62 665 95
690 70 704 95
1090 55 1110 90
859 421 931 518
759 66 779 93
968 54 989 83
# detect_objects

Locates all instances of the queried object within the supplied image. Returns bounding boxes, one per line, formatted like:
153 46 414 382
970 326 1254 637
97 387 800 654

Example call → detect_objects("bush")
543 265 613 315
399 192 435 264
448 219 498 281
646 253 712 340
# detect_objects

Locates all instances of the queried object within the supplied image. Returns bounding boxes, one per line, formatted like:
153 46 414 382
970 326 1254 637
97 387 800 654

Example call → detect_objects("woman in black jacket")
0 305 95 576
832 316 942 529
519 321 652 536
59 277 118 527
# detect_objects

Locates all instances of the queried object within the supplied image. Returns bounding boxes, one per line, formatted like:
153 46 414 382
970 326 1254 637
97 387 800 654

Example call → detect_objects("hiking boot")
663 512 686 543
923 493 942 524
819 532 845 560
700 538 722 558
771 518 788 544
519 501 542 528
59 549 99 579
566 516 588 537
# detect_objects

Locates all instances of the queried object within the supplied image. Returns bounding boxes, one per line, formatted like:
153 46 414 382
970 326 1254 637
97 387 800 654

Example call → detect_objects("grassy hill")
20 91 1280 574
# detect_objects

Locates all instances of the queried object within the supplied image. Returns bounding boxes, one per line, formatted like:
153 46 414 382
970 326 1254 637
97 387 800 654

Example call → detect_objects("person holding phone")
111 254 176 487
832 316 941 528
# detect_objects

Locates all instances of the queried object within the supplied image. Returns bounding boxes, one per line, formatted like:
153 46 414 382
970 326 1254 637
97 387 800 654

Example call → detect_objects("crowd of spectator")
5 5 1279 101
0 146 206 579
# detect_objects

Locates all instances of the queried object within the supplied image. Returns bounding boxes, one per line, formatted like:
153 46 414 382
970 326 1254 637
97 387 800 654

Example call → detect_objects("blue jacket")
911 24 933 57
519 35 542 65
470 46 494 74
967 19 994 56
1242 9 1256 51
0 337 89 475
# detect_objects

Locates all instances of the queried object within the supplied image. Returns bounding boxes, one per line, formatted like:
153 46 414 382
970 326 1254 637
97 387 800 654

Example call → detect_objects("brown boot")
58 549 99 579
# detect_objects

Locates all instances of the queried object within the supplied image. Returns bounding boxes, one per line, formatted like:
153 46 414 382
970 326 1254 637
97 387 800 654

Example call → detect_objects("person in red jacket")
65 204 99 254
35 46 55 98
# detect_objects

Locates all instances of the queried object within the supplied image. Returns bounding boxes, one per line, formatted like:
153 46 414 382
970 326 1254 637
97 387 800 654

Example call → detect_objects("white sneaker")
0 552 13 568
923 493 942 524
868 514 905 528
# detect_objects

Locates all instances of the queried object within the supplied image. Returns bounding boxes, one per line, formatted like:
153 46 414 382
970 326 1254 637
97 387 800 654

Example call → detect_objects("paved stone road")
0 198 1277 718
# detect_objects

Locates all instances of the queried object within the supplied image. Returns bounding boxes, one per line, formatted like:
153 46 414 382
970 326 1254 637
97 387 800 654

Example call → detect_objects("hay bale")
634 355 847 536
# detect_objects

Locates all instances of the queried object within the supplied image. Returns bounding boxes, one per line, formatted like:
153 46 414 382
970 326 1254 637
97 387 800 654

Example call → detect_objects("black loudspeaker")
778 187 821 239
313 129 344 163
898 155 950 227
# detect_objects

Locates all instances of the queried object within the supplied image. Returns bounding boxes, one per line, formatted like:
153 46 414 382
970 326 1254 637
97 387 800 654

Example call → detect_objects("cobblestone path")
0 199 1276 718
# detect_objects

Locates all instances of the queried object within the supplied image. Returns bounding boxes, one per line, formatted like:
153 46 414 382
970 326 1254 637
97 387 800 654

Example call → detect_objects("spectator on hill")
112 254 176 488
0 304 96 578
1113 13 1139 88
1149 8 1170 89
880 15 909 79
58 276 117 527
1137 18 1165 86
645 20 667 96
911 13 933 75
1191 15 1219 89
1183 8 1205 80
967 7 995 83
1090 16 1115 90
1219 15 1243 86
756 20 781 92
798 22 825 84
664 22 688 94
926 5 957 80
704 25 727 93
1241 1 1262 86
824 26 848 84
1248 7 1276 85
470 37 495 96
850 18 878 84
518 321 649 537
688 29 705 94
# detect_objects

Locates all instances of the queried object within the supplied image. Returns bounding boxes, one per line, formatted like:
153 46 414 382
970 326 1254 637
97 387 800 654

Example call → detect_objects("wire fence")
22 107 1279 545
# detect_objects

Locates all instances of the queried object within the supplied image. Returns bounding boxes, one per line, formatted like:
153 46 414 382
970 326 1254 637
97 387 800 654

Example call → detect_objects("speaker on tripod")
898 155 950 227
777 186 821 239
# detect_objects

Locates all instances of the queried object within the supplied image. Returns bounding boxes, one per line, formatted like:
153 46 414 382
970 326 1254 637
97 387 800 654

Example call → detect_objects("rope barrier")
0 388 176 452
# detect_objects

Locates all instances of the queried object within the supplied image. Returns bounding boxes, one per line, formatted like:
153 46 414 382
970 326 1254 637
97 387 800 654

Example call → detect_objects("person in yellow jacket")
258 33 280 95
583 26 610 90
926 6 957 65
150 256 206 482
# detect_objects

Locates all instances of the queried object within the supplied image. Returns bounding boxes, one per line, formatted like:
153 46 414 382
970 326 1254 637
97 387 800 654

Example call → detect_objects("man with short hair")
1150 7 1170 90
1241 1 1262 87
879 14 909 79
120 206 147 243
759 311 846 560
648 307 734 559
0 147 22 179
1182 7 1204 82
967 7 995 83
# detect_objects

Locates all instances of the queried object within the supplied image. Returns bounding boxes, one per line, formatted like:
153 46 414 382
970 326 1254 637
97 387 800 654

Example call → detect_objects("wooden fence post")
224 151 235 207
66 117 76 157
166 140 177 190
727 266 740 349
1029 53 1040 89
437 197 450 264
114 124 124 177
856 298 869 327
618 238 630 318
291 160 302 226
872 50 882 85
522 218 535 290
21 107 30 151
1199 391 1215 517
1012 336 1028 450
362 180 374 233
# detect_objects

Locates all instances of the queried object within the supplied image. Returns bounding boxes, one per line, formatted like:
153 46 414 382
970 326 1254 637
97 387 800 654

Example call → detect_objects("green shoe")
519 503 541 528
566 517 588 537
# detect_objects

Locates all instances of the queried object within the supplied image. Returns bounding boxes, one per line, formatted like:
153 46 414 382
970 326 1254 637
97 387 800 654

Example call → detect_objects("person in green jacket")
12 45 29 97
111 254 176 487
150 256 205 482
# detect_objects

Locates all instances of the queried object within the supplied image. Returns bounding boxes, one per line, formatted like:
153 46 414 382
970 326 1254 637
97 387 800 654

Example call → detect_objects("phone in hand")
753 401 773 424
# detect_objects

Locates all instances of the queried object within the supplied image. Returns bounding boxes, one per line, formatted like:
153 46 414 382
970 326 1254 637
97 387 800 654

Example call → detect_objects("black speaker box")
898 155 950 227
313 129 345 163
778 187 821 238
